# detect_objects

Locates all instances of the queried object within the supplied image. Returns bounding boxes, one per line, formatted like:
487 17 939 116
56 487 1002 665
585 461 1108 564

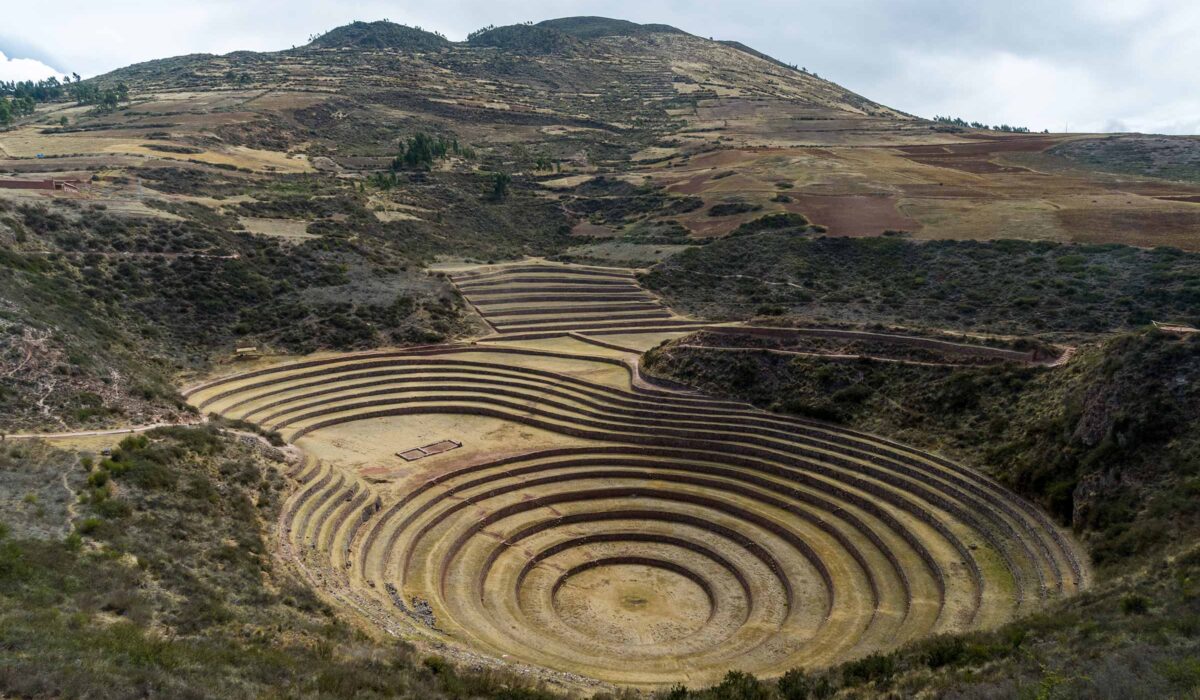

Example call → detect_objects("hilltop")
2 14 1200 700
537 16 687 38
308 20 451 50
3 17 1191 249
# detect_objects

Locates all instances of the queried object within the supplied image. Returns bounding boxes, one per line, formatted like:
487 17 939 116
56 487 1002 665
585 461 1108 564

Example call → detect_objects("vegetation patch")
0 429 560 699
644 328 1200 567
643 234 1200 337
1049 134 1200 182
729 212 810 236
707 201 762 217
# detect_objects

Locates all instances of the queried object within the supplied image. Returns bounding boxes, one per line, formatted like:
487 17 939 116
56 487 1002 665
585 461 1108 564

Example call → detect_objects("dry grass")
239 216 317 242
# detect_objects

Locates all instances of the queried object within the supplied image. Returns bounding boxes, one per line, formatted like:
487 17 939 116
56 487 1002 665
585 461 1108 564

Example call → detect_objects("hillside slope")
4 19 1197 247
644 328 1200 566
2 14 1200 700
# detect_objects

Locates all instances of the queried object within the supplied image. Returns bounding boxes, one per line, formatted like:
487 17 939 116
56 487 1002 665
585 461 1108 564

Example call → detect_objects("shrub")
921 635 966 668
777 668 822 700
491 172 511 201
95 498 132 519
707 671 770 700
781 399 844 423
731 212 810 237
841 652 896 686
708 201 762 217
1121 594 1150 615
832 384 873 404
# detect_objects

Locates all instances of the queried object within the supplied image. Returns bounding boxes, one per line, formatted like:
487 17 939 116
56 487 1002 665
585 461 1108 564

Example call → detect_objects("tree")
490 172 510 201
403 132 437 169
391 132 471 171
100 90 119 111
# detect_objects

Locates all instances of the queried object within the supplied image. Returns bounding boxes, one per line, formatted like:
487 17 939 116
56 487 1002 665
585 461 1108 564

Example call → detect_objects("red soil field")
785 194 920 236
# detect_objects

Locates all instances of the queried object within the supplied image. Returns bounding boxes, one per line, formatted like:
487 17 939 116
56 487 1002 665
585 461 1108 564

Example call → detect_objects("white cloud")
0 1 1196 135
0 49 61 83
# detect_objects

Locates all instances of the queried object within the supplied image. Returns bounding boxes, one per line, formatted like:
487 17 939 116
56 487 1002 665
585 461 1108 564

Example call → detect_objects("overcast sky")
2 0 1197 134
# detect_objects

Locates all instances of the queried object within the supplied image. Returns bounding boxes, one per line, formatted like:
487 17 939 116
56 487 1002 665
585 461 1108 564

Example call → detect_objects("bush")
706 671 770 700
841 652 895 686
95 498 132 519
1121 594 1150 615
921 635 966 668
731 212 810 236
832 384 873 404
778 668 831 700
708 201 762 217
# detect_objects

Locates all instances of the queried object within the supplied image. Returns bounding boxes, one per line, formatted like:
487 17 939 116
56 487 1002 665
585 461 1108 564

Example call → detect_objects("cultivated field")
183 269 1088 686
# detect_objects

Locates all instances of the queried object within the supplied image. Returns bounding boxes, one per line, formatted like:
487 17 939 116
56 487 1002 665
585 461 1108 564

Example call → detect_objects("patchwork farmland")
184 264 1087 687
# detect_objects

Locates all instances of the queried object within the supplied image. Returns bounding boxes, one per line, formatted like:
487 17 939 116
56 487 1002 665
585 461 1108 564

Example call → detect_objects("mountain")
78 18 1200 246
99 17 904 128
2 15 1200 700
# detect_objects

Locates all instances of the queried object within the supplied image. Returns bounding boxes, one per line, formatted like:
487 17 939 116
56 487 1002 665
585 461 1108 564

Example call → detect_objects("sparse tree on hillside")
467 24 496 41
490 172 510 201
391 132 472 171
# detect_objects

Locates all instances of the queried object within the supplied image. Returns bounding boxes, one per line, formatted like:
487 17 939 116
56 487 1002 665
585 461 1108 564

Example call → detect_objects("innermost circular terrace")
552 560 714 647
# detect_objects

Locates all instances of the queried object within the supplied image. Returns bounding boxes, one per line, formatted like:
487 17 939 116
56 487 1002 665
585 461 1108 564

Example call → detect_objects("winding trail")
4 419 205 441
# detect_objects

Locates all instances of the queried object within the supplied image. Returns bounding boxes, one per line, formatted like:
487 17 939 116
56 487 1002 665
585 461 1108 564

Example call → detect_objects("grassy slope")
640 329 1200 697
644 329 1200 566
5 426 1198 698
0 170 571 431
1048 135 1200 183
0 428 561 700
642 233 1200 339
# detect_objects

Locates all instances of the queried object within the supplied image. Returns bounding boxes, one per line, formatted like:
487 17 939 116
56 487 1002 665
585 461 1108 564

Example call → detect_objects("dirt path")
21 250 241 260
4 419 204 441
674 343 1004 368
60 470 79 533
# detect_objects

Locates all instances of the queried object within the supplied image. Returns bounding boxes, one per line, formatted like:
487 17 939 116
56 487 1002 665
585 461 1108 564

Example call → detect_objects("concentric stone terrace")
447 262 711 338
186 343 1086 686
